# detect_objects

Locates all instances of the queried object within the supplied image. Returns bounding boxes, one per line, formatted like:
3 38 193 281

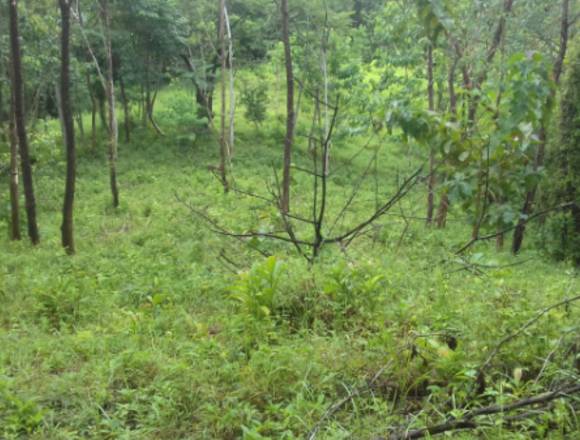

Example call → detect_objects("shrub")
241 81 268 127
231 256 286 320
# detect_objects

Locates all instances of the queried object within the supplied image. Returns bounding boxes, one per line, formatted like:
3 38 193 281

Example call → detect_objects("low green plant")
0 379 45 439
34 285 82 331
231 256 286 319
323 261 385 325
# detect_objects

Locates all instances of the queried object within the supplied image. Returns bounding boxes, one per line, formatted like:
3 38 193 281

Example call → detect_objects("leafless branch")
325 166 424 246
308 362 393 440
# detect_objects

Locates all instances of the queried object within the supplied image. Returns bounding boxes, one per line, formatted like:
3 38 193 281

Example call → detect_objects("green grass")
0 83 578 439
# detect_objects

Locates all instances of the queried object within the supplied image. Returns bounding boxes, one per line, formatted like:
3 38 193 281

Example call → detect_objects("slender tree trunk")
119 73 131 143
218 0 229 192
8 86 20 241
472 144 491 240
224 4 235 157
98 93 108 130
321 14 331 175
87 72 97 149
55 83 66 143
59 0 76 254
143 57 164 136
435 193 449 228
76 111 84 138
147 83 164 136
280 0 294 214
512 0 569 254
426 43 436 224
436 52 459 229
9 0 39 245
101 0 119 208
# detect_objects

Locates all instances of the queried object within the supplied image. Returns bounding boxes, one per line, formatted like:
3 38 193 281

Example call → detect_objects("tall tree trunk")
101 0 119 208
98 93 108 131
426 43 436 224
218 0 229 192
87 72 97 149
512 0 569 254
147 83 164 136
119 73 131 143
436 51 459 229
9 0 39 245
8 86 20 241
435 193 449 228
180 53 217 123
143 57 164 136
224 4 235 157
280 0 294 214
76 111 84 138
59 0 76 254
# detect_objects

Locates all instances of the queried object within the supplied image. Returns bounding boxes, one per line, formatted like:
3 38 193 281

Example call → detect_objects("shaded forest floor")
1 86 579 439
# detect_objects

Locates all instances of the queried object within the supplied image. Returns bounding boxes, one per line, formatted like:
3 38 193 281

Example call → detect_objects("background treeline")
0 0 578 263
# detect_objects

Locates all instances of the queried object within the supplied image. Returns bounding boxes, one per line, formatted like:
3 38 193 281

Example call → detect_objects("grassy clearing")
0 84 578 439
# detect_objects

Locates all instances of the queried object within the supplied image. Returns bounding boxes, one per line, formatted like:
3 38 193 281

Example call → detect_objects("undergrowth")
0 82 578 439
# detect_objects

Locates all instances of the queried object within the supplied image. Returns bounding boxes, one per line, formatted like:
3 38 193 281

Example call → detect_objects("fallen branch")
382 383 580 440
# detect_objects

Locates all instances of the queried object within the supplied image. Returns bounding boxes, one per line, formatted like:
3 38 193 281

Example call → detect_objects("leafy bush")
323 261 385 326
157 90 207 146
241 81 268 126
0 379 45 439
231 256 286 319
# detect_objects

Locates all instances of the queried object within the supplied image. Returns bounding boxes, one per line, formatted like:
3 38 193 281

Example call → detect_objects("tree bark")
101 0 119 208
8 0 39 245
280 0 294 214
512 0 569 254
59 0 76 255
